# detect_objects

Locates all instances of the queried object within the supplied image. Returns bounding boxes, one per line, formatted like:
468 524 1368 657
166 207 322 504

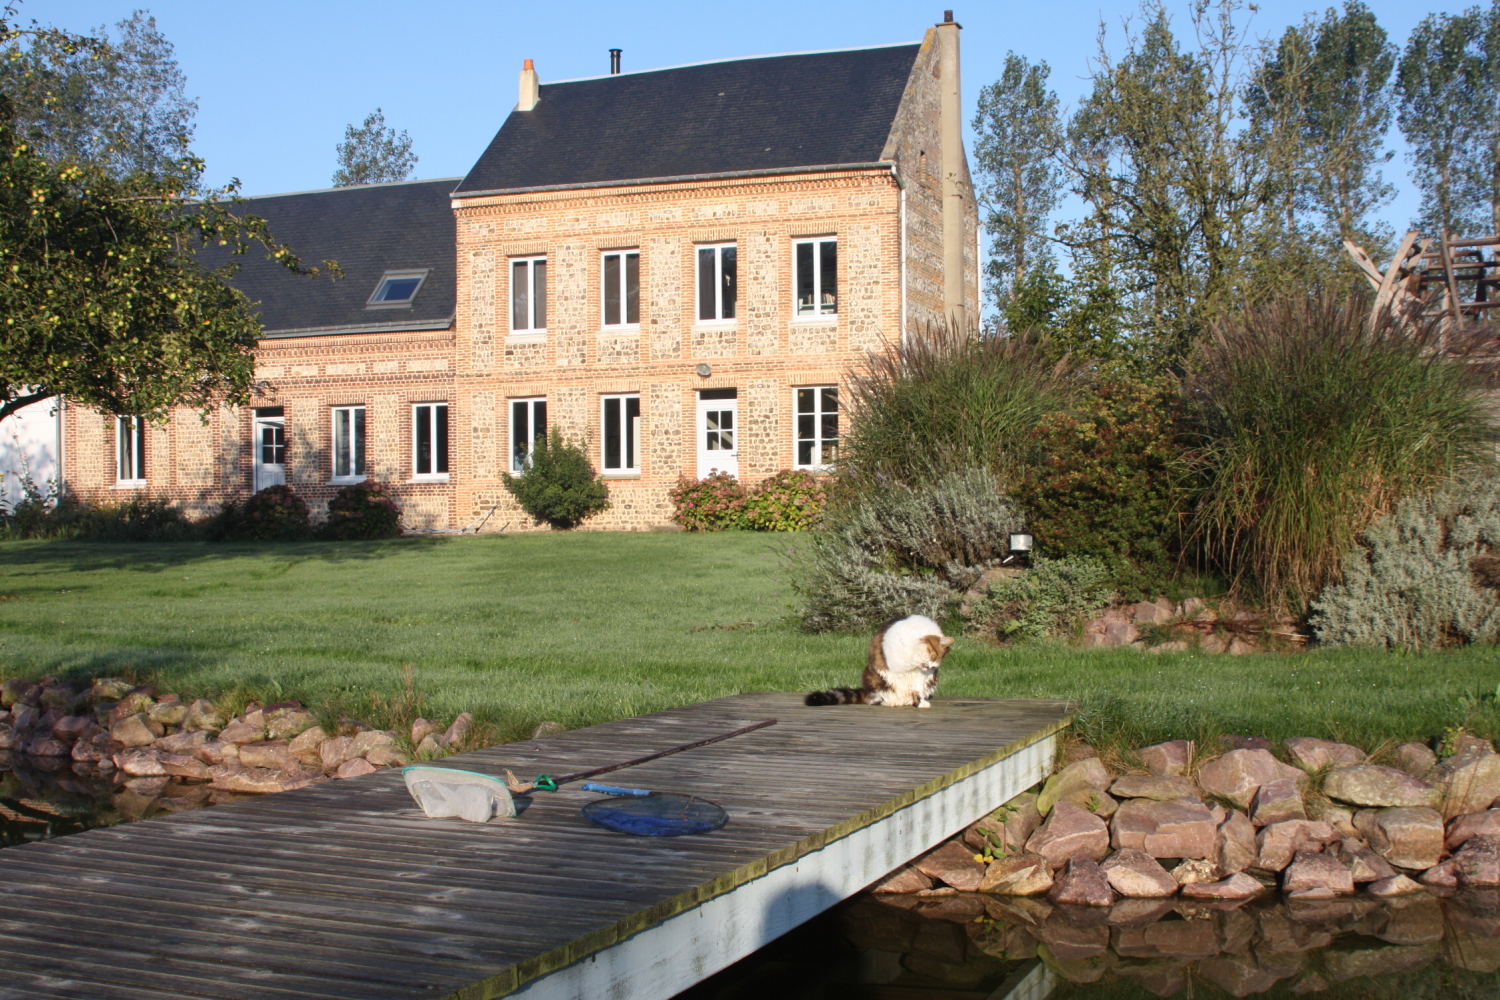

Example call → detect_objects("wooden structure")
1346 230 1500 331
0 693 1071 1000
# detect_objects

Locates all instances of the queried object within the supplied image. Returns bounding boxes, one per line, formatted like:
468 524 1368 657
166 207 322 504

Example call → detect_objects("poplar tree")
971 54 1062 311
1397 9 1486 237
332 108 417 187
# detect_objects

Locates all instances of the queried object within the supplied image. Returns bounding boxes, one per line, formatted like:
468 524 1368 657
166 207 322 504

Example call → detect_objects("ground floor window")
116 416 145 483
332 406 366 480
601 394 640 473
510 397 547 472
795 386 838 469
413 402 449 478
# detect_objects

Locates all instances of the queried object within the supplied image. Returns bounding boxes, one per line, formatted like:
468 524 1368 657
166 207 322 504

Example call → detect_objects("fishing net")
403 766 516 823
582 792 728 837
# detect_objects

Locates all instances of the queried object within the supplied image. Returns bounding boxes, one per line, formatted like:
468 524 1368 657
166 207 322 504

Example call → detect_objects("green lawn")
2 532 1499 751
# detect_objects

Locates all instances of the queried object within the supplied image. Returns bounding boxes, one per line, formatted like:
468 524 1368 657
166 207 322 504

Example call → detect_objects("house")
56 15 978 530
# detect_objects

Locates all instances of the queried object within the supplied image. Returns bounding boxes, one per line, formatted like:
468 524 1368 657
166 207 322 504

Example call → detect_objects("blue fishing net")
581 792 728 837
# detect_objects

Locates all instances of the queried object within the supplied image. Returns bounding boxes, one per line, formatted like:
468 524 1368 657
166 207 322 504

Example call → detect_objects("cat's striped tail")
804 687 868 706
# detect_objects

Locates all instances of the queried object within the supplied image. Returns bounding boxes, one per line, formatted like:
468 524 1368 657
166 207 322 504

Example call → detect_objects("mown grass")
2 532 1500 751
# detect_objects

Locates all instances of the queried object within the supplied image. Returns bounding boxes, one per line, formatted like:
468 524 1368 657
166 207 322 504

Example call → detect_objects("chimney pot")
609 49 622 75
944 9 953 21
523 58 534 70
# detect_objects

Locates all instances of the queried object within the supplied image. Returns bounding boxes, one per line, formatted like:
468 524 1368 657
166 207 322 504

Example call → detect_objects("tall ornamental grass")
1183 294 1498 609
837 323 1073 490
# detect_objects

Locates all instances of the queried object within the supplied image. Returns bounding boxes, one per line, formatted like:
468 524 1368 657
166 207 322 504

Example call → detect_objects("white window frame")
695 243 737 324
793 385 839 470
115 416 146 486
600 394 641 474
600 249 640 329
793 237 838 319
510 397 548 474
331 406 367 483
510 256 547 334
412 402 449 481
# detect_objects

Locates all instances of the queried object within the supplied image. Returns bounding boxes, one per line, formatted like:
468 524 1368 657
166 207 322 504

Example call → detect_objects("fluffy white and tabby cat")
805 614 954 708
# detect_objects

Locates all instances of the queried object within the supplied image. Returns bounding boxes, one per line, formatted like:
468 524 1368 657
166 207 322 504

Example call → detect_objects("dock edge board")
451 712 1072 1000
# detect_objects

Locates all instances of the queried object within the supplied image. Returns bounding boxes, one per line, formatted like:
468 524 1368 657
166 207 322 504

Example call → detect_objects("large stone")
1179 872 1264 900
51 714 96 743
1367 874 1426 897
1109 775 1199 801
1323 764 1440 809
980 852 1054 895
1257 820 1339 872
417 734 445 759
319 735 354 772
1354 807 1445 870
24 734 71 756
1037 758 1113 816
0 722 14 750
336 757 377 779
1251 777 1307 827
217 717 264 744
1306 796 1360 838
911 841 986 892
1390 742 1438 776
154 729 208 755
964 792 1042 855
1100 849 1177 898
237 741 292 771
109 713 159 748
1026 801 1111 868
349 729 398 758
287 725 330 767
364 746 409 768
1136 740 1193 777
158 752 210 780
1197 749 1304 810
1058 787 1118 819
1448 809 1500 851
146 698 188 728
1 678 40 707
1110 798 1217 859
1420 860 1459 887
1131 600 1171 626
111 748 166 777
1284 850 1355 895
71 732 109 762
411 717 438 744
265 706 318 741
219 765 314 794
109 690 154 724
1430 750 1500 820
1335 837 1397 883
441 712 473 748
195 738 238 765
1047 858 1116 907
1455 835 1500 887
182 698 225 732
1215 809 1259 876
868 865 933 893
1283 737 1366 772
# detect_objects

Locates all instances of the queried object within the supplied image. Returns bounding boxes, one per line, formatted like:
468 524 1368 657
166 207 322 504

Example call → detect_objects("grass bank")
2 533 1499 750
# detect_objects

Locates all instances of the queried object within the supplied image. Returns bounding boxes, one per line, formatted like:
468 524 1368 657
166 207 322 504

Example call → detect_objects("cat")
805 614 954 708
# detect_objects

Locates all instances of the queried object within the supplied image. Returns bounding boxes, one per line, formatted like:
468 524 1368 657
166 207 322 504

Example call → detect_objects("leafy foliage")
966 557 1116 643
1312 476 1500 649
1017 378 1185 598
1183 293 1497 609
208 485 311 542
332 108 417 187
794 468 1026 632
669 470 826 532
321 481 402 541
0 475 187 541
669 471 747 532
502 430 611 530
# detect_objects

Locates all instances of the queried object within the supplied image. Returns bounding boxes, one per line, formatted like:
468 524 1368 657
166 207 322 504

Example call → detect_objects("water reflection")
676 888 1500 999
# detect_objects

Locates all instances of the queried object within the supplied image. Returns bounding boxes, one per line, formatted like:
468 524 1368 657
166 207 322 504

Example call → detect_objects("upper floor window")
332 406 366 481
795 387 839 469
367 269 430 309
116 416 145 484
696 243 737 322
601 394 640 473
795 238 838 318
413 403 449 479
511 256 547 333
511 397 547 473
602 250 640 327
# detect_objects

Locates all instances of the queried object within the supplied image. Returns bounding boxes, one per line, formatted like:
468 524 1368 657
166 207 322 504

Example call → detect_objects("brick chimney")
518 58 540 111
936 12 966 331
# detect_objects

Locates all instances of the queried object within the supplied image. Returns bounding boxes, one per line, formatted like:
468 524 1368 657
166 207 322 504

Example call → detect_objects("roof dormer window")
366 269 430 309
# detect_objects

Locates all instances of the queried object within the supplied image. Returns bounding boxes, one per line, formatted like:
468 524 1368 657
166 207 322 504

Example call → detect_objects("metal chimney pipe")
609 49 622 75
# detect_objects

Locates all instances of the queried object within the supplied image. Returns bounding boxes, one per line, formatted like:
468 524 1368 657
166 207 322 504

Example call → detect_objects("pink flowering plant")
321 481 403 540
669 469 826 532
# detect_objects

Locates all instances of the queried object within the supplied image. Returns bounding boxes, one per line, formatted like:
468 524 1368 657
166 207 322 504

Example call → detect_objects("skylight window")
366 269 430 309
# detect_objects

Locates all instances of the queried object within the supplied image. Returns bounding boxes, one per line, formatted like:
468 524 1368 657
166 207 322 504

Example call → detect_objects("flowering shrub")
211 484 311 541
321 481 402 540
671 470 828 532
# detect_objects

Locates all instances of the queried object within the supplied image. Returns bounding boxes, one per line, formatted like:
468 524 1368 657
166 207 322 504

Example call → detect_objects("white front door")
696 397 739 479
253 418 287 492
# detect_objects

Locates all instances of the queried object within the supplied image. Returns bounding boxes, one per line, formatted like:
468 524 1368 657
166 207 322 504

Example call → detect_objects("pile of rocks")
875 734 1500 907
1078 598 1303 653
0 675 474 805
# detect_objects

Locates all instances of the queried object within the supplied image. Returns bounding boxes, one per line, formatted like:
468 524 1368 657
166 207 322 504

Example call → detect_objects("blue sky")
20 0 1472 233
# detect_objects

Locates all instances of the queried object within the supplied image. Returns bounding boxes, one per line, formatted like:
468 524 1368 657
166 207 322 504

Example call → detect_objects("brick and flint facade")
60 21 979 530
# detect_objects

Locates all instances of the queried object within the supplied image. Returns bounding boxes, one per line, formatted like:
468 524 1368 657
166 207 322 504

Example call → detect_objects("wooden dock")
0 694 1071 1000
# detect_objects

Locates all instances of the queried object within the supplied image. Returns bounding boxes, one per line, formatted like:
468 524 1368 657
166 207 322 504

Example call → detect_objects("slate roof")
455 43 921 196
224 178 460 338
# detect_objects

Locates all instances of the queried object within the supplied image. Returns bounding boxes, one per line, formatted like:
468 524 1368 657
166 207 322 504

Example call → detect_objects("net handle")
535 719 777 790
